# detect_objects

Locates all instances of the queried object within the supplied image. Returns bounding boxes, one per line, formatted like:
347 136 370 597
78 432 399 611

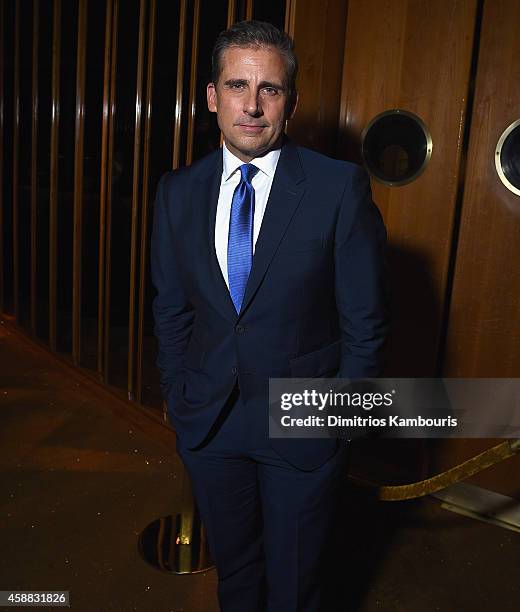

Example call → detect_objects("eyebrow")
223 78 285 91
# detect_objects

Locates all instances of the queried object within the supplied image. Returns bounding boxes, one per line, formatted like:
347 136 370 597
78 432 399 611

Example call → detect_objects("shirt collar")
222 141 281 182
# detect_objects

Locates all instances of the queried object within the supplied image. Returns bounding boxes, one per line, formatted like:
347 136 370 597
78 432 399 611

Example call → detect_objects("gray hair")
211 20 298 103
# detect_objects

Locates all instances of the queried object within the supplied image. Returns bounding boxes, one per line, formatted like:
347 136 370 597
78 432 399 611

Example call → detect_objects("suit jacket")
151 138 388 470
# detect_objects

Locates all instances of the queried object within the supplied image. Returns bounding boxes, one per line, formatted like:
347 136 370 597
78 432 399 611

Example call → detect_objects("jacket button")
231 366 238 374
235 325 244 334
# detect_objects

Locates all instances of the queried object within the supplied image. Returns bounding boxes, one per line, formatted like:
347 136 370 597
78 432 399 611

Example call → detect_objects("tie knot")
240 163 259 185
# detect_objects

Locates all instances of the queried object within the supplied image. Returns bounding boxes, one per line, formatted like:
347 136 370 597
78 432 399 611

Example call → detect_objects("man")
152 20 387 612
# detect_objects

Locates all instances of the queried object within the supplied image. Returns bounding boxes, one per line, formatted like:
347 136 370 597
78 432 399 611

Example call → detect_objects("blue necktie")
228 163 259 313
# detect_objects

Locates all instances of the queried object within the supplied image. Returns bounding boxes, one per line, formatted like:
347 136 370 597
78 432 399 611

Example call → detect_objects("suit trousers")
176 387 350 612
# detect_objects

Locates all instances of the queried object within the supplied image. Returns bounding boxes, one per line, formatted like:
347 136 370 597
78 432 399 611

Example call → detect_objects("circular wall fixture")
495 119 520 196
361 109 433 186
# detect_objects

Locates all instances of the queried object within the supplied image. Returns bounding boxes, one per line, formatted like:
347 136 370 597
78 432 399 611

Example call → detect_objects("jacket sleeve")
334 164 389 378
151 172 195 399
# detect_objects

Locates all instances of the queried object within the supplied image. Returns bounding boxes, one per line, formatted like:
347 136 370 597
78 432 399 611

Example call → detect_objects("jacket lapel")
192 149 238 323
192 140 306 322
239 140 306 317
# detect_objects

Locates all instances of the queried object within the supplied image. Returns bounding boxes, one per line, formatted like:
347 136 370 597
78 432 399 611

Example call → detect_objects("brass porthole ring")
495 118 520 197
361 109 433 187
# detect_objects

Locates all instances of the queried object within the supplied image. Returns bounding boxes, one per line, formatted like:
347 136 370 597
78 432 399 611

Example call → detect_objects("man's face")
207 45 297 162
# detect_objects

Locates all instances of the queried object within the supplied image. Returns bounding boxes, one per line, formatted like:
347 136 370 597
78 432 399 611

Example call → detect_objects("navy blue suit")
151 138 387 611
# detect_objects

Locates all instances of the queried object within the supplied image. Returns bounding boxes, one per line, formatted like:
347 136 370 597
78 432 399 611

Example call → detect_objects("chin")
229 140 267 160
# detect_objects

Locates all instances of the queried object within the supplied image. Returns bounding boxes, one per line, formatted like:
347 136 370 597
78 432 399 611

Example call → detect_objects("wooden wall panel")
286 0 348 157
339 0 478 376
443 0 520 378
437 0 520 498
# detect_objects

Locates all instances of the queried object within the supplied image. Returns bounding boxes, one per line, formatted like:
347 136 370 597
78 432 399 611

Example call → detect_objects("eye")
227 82 245 90
261 87 279 96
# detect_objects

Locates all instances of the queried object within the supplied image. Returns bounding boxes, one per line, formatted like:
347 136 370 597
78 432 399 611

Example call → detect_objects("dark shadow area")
16 0 33 331
104 0 140 390
2 0 15 316
385 243 441 378
79 0 107 373
346 238 441 498
54 0 79 356
34 0 53 344
324 479 520 612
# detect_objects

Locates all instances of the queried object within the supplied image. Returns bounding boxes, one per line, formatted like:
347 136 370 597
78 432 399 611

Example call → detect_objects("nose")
243 89 261 116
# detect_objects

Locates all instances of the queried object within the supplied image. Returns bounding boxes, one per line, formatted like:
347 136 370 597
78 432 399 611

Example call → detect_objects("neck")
224 136 284 163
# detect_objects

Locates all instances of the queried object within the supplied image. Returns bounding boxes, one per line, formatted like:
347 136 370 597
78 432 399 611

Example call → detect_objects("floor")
1 320 519 612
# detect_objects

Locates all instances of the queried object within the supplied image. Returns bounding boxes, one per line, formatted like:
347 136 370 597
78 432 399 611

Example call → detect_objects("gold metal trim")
350 439 520 502
360 108 433 187
72 0 87 365
495 118 520 197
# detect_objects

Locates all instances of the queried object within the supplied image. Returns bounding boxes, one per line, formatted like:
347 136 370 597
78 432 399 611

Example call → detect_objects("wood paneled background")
435 0 520 497
1 0 519 497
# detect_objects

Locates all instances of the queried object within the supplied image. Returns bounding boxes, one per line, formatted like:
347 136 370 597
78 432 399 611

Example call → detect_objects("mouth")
236 123 268 133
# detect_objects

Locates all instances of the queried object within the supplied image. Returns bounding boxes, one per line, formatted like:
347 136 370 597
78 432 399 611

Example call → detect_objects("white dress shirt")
215 142 281 288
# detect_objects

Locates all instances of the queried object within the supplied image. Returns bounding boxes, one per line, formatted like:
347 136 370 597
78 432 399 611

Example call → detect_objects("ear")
207 82 217 113
287 91 298 120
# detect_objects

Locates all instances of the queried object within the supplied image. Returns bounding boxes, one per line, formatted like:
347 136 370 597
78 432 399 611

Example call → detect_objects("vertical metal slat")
13 0 20 322
30 0 39 333
49 0 61 350
127 0 147 400
285 0 296 35
102 0 119 383
227 0 236 27
185 0 200 166
97 0 114 380
246 0 253 21
172 0 187 169
72 0 87 365
136 0 156 405
222 0 236 146
0 0 5 313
